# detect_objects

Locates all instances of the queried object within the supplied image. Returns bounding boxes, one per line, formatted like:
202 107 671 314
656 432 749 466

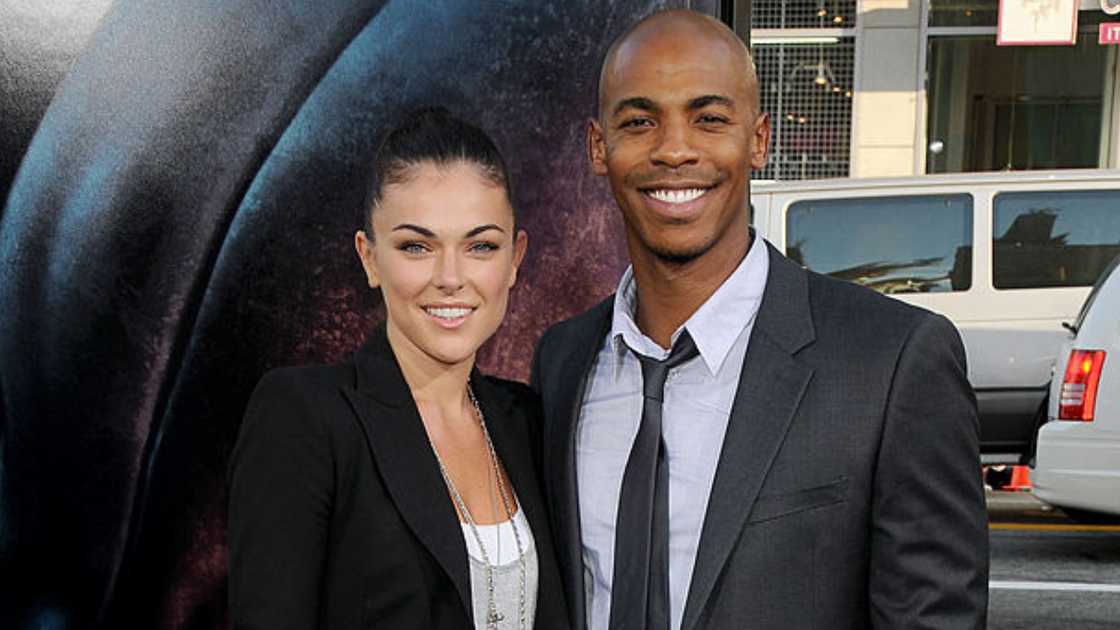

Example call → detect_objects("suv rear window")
785 194 973 294
1073 253 1120 331
993 190 1120 289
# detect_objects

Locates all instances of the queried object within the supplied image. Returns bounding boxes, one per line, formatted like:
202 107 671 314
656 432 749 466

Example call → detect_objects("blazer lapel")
680 244 817 630
545 297 614 630
340 324 472 618
470 375 543 544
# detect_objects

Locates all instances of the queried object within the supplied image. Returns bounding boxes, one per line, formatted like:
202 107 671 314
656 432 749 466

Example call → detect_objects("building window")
926 4 1114 172
928 0 999 27
993 190 1120 289
786 194 973 293
752 0 857 29
750 0 857 181
753 38 856 180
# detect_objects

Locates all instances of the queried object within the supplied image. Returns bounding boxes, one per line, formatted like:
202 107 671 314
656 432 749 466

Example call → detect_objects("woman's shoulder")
477 374 542 430
252 362 355 398
240 362 359 438
478 374 538 406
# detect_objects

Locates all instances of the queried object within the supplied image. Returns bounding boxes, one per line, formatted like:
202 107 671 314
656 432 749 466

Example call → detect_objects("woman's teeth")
646 188 707 204
425 306 472 320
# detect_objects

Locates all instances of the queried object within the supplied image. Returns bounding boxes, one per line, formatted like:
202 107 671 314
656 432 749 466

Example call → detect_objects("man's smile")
643 187 710 204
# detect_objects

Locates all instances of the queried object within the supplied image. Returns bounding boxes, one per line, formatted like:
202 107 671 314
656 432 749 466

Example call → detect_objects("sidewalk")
986 489 1067 525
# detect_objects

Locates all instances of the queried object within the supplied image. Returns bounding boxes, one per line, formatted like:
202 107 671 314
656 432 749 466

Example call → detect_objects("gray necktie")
609 331 699 630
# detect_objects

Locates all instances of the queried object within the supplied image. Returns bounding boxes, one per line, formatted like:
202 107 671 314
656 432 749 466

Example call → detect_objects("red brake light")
1058 349 1106 421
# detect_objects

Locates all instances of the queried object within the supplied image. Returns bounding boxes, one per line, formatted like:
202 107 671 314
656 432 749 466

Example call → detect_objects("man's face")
589 25 770 264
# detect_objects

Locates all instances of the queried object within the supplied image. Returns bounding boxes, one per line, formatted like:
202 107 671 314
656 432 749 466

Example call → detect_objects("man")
531 9 989 630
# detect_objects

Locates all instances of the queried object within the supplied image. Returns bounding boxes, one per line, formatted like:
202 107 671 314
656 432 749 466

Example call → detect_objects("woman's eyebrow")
391 223 436 237
465 224 505 238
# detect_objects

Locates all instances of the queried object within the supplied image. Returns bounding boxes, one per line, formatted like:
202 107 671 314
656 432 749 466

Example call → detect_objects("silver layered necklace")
429 385 527 630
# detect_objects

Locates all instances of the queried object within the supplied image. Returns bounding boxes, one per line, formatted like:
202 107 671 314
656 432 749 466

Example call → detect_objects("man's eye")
620 117 653 129
698 114 729 125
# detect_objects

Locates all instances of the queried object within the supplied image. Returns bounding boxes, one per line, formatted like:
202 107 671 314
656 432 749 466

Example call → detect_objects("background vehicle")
1031 254 1120 520
750 169 1120 462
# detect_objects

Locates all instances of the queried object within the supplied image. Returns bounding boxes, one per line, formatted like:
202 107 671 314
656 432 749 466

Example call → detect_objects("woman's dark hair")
362 106 514 234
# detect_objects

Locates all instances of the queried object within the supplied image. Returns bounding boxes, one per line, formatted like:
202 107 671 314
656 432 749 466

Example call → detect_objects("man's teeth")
426 307 472 320
647 188 707 204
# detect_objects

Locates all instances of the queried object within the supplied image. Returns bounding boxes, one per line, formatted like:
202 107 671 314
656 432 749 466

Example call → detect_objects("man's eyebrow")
612 96 658 117
689 94 734 110
465 224 505 238
392 223 436 237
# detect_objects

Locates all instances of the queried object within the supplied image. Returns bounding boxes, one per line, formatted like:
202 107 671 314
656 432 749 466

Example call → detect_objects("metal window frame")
922 6 1119 172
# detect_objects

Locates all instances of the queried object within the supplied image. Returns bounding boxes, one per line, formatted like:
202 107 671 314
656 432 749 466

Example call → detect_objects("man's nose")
649 120 699 168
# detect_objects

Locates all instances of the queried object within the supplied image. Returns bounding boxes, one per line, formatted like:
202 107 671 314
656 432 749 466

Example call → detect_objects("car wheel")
984 465 1014 490
1021 394 1048 467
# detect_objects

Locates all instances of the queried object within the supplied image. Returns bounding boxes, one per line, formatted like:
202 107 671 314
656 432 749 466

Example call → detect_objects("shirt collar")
608 234 770 378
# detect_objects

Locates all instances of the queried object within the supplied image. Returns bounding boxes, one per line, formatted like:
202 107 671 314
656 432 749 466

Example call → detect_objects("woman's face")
355 160 527 371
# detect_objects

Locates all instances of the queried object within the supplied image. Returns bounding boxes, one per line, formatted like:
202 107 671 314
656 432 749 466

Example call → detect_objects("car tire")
1021 395 1048 468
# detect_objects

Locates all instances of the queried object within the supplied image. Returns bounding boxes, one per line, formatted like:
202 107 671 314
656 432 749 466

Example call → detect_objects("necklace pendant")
487 611 504 628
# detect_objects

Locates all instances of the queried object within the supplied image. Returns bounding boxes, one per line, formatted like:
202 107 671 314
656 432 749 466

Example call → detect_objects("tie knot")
635 331 699 401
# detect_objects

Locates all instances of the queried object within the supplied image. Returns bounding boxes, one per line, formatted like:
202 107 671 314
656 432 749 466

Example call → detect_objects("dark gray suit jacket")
530 242 989 630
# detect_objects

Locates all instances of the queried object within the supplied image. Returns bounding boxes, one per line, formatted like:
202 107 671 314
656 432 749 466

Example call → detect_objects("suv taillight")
1058 350 1106 421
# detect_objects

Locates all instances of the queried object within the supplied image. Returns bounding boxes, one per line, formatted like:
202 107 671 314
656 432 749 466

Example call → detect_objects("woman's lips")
423 305 475 329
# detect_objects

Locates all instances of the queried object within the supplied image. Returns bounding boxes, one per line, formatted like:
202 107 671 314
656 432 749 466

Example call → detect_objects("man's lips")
642 187 710 204
637 182 718 217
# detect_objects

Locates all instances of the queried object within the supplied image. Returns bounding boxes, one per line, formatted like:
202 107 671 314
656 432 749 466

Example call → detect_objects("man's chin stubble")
646 239 714 266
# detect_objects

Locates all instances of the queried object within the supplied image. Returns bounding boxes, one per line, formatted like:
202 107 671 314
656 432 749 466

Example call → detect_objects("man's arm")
869 313 989 629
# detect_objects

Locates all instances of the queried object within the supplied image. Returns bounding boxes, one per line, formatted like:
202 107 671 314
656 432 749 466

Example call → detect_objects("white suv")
1032 254 1120 520
750 169 1120 463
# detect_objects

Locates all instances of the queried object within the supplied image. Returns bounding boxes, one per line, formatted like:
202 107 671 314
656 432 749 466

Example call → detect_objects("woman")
228 107 568 630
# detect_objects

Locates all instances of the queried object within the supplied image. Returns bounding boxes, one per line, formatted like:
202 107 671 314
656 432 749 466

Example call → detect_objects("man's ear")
354 230 379 289
587 118 608 176
749 112 772 171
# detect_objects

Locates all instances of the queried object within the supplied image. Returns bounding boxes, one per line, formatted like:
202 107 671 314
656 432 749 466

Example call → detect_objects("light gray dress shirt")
576 237 770 630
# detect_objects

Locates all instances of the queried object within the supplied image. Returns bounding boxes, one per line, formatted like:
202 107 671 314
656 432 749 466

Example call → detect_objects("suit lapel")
470 375 543 547
546 298 614 630
340 324 472 618
681 244 817 630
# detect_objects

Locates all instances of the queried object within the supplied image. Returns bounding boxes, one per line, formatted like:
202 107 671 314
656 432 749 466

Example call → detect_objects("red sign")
1102 23 1120 45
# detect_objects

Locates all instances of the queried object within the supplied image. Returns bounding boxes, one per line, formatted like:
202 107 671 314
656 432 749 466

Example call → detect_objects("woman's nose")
433 250 465 292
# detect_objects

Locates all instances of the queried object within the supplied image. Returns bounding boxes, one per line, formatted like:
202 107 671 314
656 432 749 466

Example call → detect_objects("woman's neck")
386 322 474 419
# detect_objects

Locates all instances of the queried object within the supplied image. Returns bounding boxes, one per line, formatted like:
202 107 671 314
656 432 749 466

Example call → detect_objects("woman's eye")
398 242 429 254
469 241 500 254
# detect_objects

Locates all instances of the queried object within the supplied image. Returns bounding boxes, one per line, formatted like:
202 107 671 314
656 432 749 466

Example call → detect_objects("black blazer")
228 324 568 630
531 242 989 630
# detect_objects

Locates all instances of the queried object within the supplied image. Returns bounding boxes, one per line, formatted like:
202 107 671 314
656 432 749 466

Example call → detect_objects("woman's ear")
354 230 380 289
509 228 528 287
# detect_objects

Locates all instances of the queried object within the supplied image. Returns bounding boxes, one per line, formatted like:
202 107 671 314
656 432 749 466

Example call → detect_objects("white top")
461 507 535 564
462 507 538 629
576 237 770 630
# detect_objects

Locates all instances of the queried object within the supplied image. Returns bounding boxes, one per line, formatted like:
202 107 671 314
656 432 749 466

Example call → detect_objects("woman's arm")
228 368 335 630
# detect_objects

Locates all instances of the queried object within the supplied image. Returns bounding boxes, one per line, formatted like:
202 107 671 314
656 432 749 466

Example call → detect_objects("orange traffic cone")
1005 465 1032 491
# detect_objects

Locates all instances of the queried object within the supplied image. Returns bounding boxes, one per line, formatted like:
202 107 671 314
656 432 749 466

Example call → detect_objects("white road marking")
990 580 1120 593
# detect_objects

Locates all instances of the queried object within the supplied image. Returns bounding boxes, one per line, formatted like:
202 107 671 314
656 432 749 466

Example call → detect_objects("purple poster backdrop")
0 1 719 628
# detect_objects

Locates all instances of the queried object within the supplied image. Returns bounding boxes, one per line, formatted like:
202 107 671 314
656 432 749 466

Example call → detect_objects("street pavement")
986 490 1120 629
